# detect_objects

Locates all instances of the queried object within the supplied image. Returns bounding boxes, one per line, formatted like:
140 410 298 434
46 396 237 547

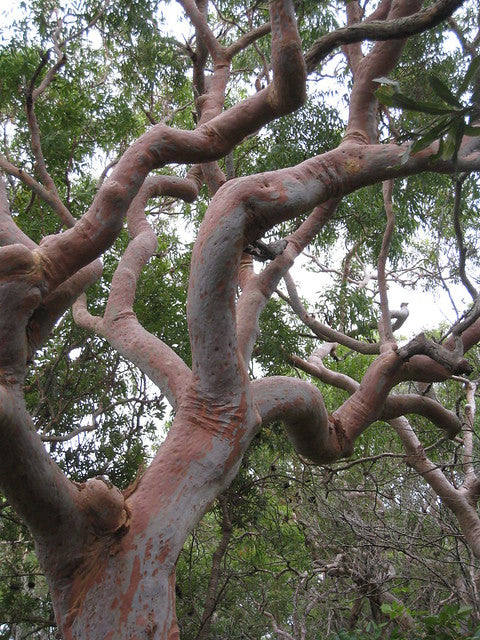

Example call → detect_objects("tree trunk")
43 391 259 639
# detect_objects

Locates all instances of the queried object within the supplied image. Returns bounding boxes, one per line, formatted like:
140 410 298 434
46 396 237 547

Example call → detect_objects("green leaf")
429 75 463 108
376 86 461 115
411 118 451 153
441 118 465 161
457 55 480 97
464 124 480 136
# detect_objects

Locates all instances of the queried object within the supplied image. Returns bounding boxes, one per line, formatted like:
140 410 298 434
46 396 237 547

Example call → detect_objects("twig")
452 176 477 300
377 180 395 346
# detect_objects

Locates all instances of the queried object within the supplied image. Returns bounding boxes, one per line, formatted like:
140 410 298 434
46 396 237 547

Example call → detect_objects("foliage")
1 0 480 637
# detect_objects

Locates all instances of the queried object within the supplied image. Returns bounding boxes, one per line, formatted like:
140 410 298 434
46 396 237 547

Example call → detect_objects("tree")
1 0 480 637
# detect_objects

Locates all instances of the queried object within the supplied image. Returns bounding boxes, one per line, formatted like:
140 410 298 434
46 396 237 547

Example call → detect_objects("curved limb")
252 377 349 463
74 176 195 411
382 393 462 437
237 200 339 365
344 0 423 144
35 0 307 293
289 349 462 437
189 135 480 395
0 179 103 355
305 0 465 73
283 270 380 355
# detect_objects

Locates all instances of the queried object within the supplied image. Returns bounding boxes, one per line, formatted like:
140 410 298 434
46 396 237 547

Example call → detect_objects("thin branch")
377 180 395 346
0 176 37 249
225 22 271 59
283 272 380 355
452 176 477 300
0 152 73 227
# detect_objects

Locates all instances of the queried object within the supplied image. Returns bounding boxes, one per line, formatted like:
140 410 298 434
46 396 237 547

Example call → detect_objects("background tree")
2 0 480 638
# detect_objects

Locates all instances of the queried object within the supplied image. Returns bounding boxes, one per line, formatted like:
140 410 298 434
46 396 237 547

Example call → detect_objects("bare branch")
289 352 359 395
252 377 347 465
377 180 395 346
398 332 473 375
0 176 37 249
305 0 466 73
382 393 462 438
74 175 198 410
283 271 380 355
452 176 478 300
225 22 271 59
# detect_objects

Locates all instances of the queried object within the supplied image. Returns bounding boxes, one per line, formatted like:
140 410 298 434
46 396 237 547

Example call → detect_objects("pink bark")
0 0 478 637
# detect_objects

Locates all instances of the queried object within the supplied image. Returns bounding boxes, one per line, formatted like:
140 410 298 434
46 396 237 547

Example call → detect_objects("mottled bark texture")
0 0 479 638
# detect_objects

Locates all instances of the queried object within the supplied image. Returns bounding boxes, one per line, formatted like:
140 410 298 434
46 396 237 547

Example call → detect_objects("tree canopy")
2 0 480 638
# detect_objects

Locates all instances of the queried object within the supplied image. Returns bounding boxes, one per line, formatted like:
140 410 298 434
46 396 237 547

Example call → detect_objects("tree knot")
76 476 130 536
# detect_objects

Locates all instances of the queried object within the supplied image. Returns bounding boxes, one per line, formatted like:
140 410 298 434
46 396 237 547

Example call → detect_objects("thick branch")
237 200 339 364
252 377 350 463
74 176 195 410
398 332 472 375
345 0 423 143
305 0 466 73
187 0 305 396
34 0 306 294
382 393 462 437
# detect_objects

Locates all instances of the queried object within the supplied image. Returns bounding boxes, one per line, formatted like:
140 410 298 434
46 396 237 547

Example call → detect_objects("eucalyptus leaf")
429 75 463 108
376 86 461 115
457 55 480 97
411 117 451 153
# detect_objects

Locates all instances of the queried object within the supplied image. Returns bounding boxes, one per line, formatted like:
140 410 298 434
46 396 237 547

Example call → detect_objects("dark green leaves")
375 55 480 163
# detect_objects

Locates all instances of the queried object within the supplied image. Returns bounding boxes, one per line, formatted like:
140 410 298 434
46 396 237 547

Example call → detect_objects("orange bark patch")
119 554 142 624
